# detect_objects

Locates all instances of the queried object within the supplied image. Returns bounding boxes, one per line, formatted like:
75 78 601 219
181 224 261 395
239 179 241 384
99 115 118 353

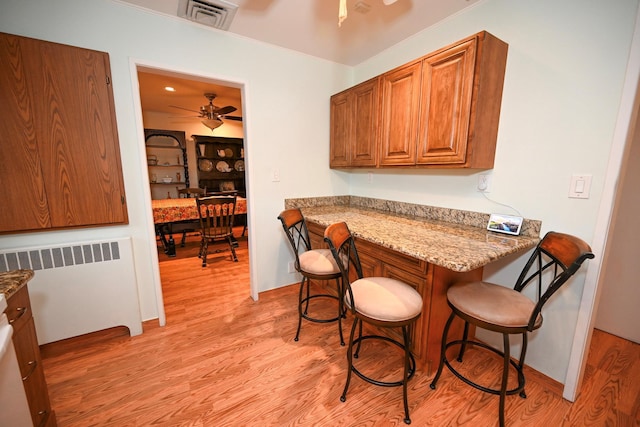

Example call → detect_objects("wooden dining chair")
429 231 594 427
196 195 238 267
324 221 423 425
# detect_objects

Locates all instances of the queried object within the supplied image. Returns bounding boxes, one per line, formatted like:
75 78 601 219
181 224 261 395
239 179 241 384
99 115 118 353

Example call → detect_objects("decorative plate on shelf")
234 160 244 172
216 161 232 172
198 159 213 172
224 148 234 157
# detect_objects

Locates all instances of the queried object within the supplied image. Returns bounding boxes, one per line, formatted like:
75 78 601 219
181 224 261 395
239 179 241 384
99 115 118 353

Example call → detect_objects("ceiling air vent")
177 0 238 31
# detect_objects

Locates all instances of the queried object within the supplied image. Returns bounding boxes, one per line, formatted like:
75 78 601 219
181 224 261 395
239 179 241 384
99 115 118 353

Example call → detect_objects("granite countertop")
285 196 541 273
0 269 34 299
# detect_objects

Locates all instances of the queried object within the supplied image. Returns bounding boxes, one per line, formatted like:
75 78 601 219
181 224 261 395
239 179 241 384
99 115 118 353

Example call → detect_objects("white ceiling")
130 0 481 117
120 0 480 66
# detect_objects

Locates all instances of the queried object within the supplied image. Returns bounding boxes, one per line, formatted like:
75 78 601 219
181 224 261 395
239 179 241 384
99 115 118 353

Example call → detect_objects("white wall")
0 0 351 320
346 0 639 383
1 0 638 387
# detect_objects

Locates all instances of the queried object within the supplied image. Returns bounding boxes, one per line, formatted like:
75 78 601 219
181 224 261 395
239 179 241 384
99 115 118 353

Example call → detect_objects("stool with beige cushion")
429 231 594 427
277 209 345 345
324 221 423 425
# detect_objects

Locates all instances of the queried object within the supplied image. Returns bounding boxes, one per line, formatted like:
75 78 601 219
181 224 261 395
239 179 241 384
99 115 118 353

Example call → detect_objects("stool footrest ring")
299 294 343 324
351 335 416 388
443 339 525 396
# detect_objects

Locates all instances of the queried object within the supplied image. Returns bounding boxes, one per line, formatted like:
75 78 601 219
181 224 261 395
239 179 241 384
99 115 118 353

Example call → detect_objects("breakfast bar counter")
284 196 541 373
298 205 539 273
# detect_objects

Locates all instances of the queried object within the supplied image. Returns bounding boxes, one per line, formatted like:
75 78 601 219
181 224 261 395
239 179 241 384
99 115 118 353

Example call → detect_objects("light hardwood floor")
41 233 640 426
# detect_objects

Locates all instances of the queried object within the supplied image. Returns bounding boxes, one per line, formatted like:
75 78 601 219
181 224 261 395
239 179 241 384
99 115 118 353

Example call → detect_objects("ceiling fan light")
202 118 223 130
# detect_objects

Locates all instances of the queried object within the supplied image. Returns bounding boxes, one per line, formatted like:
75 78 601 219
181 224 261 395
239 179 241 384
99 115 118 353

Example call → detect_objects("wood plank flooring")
40 232 640 426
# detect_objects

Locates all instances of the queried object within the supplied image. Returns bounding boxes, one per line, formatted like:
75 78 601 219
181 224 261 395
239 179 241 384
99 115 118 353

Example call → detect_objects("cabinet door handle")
37 410 49 427
22 360 38 381
8 306 28 324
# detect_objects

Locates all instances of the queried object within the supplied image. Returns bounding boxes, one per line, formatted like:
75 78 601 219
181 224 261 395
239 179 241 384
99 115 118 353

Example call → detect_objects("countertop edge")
0 269 34 299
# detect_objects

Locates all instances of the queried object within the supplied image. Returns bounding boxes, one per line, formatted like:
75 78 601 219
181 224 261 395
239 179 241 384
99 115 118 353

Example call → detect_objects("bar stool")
430 231 594 426
277 209 344 345
324 222 423 425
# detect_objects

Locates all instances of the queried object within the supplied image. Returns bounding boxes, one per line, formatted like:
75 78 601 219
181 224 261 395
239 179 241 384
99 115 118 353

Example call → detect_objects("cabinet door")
416 38 476 165
350 78 379 167
0 33 51 230
379 62 422 166
0 32 128 232
329 90 351 167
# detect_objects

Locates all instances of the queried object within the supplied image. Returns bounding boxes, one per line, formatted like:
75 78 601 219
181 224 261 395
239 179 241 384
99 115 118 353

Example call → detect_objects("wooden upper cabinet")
379 61 422 166
329 90 351 167
350 78 379 167
0 32 127 233
417 32 507 167
330 77 379 168
416 39 476 165
330 31 508 169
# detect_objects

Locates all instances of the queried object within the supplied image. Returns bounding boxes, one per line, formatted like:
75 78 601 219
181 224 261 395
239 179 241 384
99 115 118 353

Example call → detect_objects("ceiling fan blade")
169 105 201 113
215 105 237 115
222 115 243 121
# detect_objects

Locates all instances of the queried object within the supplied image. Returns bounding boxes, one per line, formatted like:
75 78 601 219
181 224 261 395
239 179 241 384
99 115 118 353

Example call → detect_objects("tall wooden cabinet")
330 31 508 170
0 32 127 233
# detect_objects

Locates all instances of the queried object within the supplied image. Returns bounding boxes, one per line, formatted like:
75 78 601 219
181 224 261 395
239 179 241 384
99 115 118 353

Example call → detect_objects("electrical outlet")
477 174 491 192
287 261 296 273
271 169 280 182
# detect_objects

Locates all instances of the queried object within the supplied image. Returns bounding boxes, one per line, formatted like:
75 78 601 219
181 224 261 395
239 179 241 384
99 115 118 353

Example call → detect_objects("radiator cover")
0 238 142 344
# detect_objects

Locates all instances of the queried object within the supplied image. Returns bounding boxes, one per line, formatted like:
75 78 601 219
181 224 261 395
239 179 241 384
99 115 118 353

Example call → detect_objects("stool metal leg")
294 276 307 342
457 320 470 362
430 312 455 389
499 333 510 427
402 325 412 425
335 277 345 346
341 318 359 403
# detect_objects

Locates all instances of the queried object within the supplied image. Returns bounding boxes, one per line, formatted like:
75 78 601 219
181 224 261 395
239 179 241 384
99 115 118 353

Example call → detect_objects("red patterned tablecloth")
152 197 247 224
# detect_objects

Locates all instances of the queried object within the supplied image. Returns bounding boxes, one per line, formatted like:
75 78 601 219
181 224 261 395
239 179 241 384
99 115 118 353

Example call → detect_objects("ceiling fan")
170 93 242 130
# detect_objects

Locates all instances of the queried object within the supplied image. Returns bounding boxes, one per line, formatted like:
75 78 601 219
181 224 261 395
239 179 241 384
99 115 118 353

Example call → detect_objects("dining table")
152 196 247 255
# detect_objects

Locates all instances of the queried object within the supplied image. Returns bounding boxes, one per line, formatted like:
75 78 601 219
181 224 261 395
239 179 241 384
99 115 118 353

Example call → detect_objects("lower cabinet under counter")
6 283 57 427
307 221 482 375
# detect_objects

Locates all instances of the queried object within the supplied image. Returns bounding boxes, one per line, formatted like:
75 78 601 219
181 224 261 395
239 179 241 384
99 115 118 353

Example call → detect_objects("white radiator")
0 238 142 345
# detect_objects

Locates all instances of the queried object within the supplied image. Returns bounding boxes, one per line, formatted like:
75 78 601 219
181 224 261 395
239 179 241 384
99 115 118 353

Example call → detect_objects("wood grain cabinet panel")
417 32 507 167
330 77 380 168
416 38 476 165
329 90 351 167
0 32 127 233
378 61 422 166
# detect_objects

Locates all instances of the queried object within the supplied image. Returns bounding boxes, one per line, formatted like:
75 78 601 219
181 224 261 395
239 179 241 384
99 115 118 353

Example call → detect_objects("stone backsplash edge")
284 195 541 238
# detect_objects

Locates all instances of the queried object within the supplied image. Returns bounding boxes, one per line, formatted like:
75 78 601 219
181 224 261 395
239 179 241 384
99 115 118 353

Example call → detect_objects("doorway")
135 65 253 317
593 74 640 344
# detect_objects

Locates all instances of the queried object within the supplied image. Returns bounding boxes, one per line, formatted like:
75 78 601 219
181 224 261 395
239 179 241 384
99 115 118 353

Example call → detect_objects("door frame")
129 58 257 327
564 7 640 401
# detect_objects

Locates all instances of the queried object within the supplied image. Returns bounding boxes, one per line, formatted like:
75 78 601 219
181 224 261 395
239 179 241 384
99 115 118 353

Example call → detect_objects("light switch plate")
569 174 592 199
